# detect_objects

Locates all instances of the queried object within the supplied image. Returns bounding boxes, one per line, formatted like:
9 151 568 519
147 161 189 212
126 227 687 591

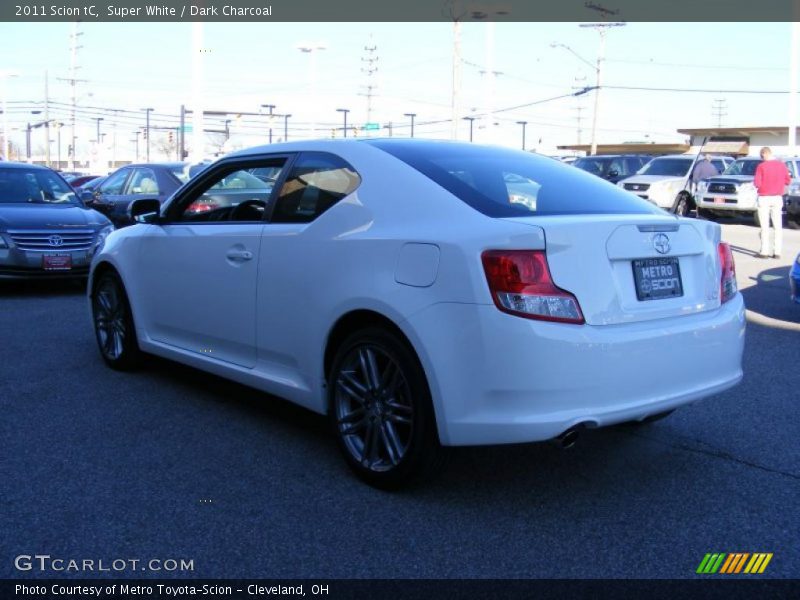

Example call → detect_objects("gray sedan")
0 163 113 279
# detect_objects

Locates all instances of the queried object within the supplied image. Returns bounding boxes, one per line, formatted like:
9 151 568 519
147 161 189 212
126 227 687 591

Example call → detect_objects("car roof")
117 162 187 169
0 161 53 171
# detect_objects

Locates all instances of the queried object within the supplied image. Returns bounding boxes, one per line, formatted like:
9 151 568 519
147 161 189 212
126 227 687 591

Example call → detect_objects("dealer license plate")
42 254 72 271
632 257 683 301
713 196 725 204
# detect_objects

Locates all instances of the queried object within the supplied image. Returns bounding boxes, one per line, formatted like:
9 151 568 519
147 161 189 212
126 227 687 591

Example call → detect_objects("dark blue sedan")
83 162 199 227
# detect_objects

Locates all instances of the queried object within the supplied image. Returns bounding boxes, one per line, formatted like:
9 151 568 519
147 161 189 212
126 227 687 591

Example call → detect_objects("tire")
328 327 445 489
673 194 691 217
787 215 800 230
91 271 142 371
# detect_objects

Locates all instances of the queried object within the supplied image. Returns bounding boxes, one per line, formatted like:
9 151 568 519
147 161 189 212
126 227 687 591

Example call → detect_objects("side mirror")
80 190 94 204
129 198 161 224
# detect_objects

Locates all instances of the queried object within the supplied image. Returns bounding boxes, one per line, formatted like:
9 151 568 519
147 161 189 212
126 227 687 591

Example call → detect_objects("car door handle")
226 249 253 261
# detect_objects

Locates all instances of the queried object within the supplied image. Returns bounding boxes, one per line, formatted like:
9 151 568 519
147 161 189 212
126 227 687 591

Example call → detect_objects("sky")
0 20 797 162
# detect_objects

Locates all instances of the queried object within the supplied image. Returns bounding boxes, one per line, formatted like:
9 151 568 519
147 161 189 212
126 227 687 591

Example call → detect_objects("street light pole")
283 114 291 141
94 117 104 143
142 108 153 161
56 122 62 168
261 104 276 143
336 108 350 138
516 120 528 151
404 113 417 138
463 116 476 142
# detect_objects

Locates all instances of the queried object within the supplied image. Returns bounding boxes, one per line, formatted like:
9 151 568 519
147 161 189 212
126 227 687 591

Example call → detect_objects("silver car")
0 163 113 279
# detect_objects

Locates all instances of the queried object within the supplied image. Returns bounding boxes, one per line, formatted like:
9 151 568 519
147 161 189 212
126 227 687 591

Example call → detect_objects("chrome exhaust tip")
551 427 580 449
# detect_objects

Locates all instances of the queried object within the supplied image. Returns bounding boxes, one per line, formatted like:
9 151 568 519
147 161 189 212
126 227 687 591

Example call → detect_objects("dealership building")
558 126 800 157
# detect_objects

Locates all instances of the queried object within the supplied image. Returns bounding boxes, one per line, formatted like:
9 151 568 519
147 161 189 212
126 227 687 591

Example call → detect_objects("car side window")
173 159 286 223
99 169 130 195
271 152 361 224
785 161 796 178
126 168 160 195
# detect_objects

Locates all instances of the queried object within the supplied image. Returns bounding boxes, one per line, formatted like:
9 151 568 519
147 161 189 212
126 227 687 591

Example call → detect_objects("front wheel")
91 271 142 370
328 327 445 489
673 194 691 217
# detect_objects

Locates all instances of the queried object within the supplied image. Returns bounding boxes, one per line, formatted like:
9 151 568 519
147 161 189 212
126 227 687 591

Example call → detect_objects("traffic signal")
142 129 147 140
168 131 174 143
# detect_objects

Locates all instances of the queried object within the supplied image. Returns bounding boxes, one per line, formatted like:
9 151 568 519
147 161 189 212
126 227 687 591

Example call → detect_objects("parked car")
695 156 800 224
76 175 107 194
65 174 100 188
0 162 113 279
573 154 651 184
791 252 800 303
782 177 800 229
618 154 732 215
82 162 195 227
89 140 745 487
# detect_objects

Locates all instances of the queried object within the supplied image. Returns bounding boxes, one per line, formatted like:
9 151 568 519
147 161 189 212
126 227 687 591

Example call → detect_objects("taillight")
718 242 737 303
481 250 585 324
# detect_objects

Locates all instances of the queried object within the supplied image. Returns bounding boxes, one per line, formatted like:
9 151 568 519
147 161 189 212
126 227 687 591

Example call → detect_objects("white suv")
695 156 800 222
617 155 732 215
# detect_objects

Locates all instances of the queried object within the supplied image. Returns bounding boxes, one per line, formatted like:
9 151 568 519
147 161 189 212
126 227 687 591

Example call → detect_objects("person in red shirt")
753 146 790 258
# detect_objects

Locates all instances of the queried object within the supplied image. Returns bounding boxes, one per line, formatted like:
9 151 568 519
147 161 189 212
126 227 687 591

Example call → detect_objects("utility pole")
44 70 50 167
133 130 140 162
56 122 63 168
384 121 393 137
142 108 153 161
712 98 728 128
789 22 798 153
579 14 625 156
574 74 587 145
179 104 185 160
360 38 379 132
283 114 291 141
58 23 86 169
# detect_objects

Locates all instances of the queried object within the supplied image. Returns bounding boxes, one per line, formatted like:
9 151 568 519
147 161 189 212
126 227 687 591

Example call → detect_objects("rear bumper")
405 295 745 446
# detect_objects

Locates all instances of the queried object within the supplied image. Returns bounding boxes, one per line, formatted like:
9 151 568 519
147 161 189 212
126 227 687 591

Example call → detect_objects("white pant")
757 196 783 256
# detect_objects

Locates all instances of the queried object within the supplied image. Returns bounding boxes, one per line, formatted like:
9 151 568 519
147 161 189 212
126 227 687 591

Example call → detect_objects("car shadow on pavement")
741 264 799 324
0 278 86 297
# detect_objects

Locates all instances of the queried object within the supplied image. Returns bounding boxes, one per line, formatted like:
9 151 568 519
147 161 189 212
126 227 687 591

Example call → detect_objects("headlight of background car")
0 235 8 249
92 225 115 254
697 181 709 193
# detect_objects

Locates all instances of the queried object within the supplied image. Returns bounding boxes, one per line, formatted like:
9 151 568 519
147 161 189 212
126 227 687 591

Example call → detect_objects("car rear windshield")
638 158 694 177
723 160 761 176
366 140 660 217
0 167 79 205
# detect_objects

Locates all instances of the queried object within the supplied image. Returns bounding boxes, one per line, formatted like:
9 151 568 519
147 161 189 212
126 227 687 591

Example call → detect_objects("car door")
91 167 131 218
135 156 290 368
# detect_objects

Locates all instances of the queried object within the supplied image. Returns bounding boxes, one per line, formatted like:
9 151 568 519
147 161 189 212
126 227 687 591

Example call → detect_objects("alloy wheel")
93 278 127 361
333 345 414 472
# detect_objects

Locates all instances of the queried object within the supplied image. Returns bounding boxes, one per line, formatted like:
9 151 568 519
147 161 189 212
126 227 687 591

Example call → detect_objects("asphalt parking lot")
1 219 798 580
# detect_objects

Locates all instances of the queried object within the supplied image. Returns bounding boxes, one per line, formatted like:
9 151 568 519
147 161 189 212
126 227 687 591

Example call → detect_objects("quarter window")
271 152 361 224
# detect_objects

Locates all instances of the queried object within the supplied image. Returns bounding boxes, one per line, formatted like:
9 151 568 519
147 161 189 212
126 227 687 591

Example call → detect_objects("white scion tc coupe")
89 139 745 488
